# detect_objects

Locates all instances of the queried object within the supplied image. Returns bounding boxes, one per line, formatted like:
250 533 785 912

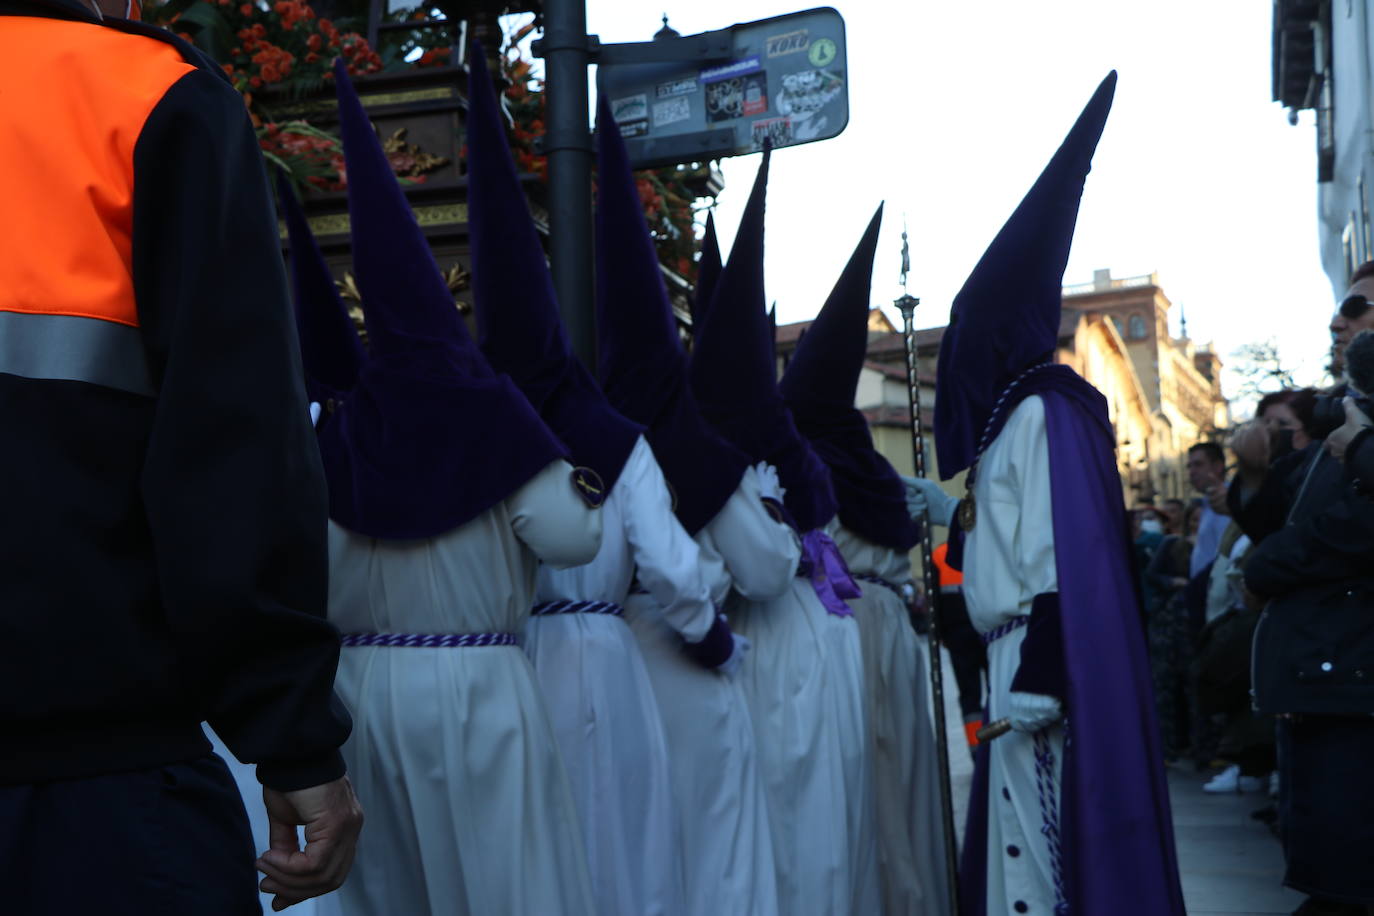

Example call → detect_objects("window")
1128 314 1147 340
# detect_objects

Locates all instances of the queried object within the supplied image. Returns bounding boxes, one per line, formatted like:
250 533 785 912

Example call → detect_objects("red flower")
306 33 321 51
239 4 251 15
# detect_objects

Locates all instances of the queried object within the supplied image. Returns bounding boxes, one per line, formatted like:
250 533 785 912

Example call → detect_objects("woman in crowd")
1146 502 1201 761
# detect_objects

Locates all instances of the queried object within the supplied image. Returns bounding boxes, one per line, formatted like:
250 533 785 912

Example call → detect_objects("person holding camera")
1228 291 1374 914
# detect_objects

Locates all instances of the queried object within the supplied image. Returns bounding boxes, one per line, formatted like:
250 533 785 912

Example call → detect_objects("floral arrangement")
144 2 709 277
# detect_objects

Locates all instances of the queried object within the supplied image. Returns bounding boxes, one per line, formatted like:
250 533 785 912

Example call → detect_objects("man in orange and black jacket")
0 0 362 912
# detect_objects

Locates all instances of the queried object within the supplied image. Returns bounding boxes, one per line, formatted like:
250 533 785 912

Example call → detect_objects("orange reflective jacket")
0 19 193 395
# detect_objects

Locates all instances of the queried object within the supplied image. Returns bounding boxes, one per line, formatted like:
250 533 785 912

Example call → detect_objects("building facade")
1273 0 1374 296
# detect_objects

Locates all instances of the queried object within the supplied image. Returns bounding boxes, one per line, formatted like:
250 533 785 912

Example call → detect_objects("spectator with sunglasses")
1224 263 1374 914
1329 262 1374 381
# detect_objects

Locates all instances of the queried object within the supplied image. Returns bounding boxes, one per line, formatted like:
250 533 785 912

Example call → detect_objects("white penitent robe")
524 436 710 916
832 525 951 916
319 460 602 916
962 395 1066 915
624 463 796 916
729 509 879 916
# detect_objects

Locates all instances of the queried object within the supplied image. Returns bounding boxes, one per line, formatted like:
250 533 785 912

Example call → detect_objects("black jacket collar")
0 0 102 21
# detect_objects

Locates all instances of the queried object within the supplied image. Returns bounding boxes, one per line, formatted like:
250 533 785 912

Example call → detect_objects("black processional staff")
894 221 961 915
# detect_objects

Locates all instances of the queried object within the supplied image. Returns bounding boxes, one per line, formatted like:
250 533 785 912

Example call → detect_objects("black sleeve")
1010 592 1066 702
1244 491 1374 598
132 68 350 792
1346 428 1374 494
1144 536 1178 594
1229 448 1310 544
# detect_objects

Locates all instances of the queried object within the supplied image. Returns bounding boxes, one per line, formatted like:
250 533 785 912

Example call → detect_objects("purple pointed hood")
277 171 365 407
780 204 920 551
467 43 641 492
935 71 1116 480
689 148 837 532
315 60 566 540
594 96 750 535
690 213 723 332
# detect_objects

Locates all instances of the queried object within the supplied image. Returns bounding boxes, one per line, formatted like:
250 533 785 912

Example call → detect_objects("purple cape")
959 368 1184 915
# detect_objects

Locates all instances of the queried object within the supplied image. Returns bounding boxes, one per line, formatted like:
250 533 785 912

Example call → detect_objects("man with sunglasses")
1225 264 1374 914
1331 267 1374 380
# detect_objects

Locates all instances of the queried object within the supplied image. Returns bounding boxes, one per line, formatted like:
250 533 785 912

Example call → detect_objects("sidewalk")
1169 766 1303 915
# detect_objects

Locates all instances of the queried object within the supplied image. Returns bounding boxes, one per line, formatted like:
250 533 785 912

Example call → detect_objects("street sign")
596 7 848 169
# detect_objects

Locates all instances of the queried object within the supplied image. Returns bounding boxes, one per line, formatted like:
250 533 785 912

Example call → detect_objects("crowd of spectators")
1131 261 1374 916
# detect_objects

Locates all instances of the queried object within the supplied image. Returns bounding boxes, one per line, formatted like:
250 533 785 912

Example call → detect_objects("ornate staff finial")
900 218 911 293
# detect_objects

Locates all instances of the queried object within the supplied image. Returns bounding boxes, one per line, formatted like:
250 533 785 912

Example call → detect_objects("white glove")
902 475 959 527
1006 691 1064 734
309 401 323 428
717 632 751 680
754 461 785 503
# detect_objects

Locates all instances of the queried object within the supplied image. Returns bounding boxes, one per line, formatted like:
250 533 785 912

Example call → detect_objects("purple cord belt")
530 599 625 617
855 573 906 600
341 632 519 648
980 614 1029 646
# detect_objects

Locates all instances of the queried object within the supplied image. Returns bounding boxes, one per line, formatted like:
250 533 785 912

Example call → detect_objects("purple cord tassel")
801 529 861 617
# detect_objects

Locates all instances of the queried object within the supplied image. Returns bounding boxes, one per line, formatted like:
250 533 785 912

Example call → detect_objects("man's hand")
256 776 364 911
1324 397 1373 461
1230 420 1271 472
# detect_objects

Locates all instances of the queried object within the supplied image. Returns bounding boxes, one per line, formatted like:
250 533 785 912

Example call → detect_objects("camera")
1310 393 1374 439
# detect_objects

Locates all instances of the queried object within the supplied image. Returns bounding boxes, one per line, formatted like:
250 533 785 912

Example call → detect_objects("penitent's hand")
1006 691 1064 734
257 776 364 911
902 476 959 527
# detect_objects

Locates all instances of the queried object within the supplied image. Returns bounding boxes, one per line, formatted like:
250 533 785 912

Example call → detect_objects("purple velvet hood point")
593 97 750 535
688 147 837 532
466 42 641 493
780 203 921 552
313 60 566 540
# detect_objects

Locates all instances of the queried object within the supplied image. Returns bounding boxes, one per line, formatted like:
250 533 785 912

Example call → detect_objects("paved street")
929 644 1304 915
1168 766 1303 915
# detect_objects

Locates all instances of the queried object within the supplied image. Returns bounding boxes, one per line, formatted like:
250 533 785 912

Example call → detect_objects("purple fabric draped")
958 372 1184 915
800 530 860 618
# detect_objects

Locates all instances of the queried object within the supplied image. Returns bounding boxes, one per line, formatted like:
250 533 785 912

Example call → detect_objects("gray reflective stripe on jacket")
0 310 154 396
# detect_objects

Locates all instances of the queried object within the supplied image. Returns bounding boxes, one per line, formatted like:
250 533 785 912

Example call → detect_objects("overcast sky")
568 1 1334 406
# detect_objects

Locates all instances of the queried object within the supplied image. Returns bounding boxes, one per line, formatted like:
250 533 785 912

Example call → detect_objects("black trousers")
0 754 261 916
938 591 987 719
1279 716 1374 904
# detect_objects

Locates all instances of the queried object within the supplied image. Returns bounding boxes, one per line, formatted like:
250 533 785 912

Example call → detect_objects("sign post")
533 6 849 367
597 7 849 168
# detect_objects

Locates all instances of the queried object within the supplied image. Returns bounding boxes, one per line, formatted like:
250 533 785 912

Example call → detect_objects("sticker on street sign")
596 7 848 170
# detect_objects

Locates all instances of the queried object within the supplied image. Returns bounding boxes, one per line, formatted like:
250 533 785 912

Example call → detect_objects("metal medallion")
957 494 977 532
